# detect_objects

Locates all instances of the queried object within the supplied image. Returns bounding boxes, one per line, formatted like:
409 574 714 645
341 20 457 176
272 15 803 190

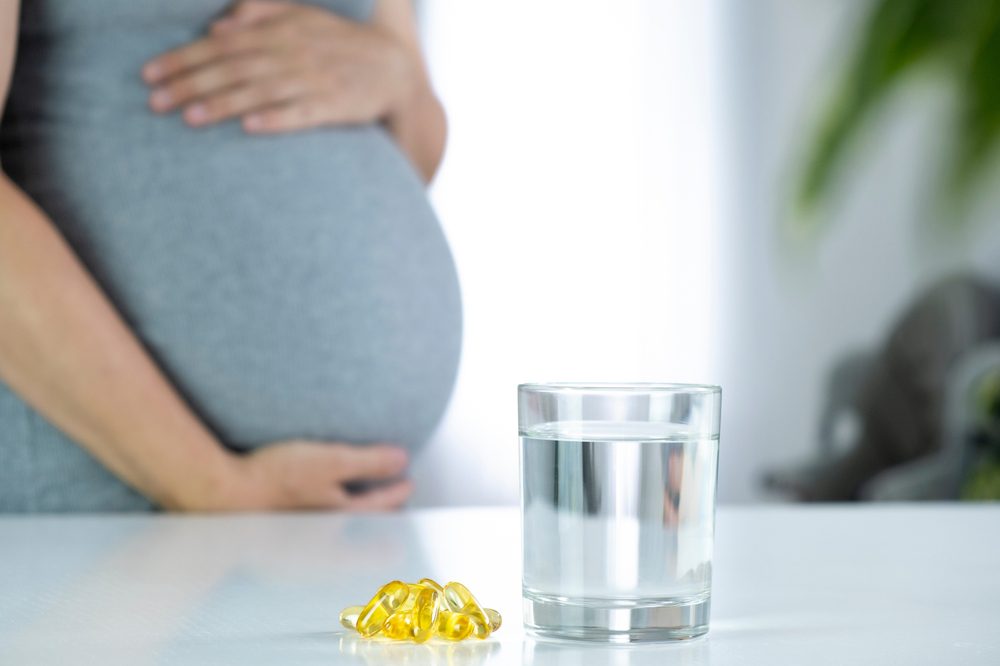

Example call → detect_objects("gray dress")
0 0 463 512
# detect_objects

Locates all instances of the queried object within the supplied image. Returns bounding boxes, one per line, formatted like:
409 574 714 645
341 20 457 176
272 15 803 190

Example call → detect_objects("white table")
1 505 997 665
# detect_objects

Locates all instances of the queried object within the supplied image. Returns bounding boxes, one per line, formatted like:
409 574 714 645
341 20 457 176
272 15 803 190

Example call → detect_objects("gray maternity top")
0 0 462 512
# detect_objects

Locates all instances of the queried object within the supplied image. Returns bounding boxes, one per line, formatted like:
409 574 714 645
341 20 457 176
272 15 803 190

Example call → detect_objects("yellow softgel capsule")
485 608 502 632
418 577 445 595
345 579 499 642
469 611 491 639
444 582 491 639
381 584 435 641
356 580 410 637
398 584 423 613
382 611 415 640
339 605 364 631
412 585 441 643
436 610 474 641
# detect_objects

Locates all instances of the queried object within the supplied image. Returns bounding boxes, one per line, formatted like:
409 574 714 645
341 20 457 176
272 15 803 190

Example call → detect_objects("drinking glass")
519 382 721 642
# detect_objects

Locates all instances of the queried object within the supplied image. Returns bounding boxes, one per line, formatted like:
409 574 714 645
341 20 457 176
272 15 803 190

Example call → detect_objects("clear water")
520 420 718 640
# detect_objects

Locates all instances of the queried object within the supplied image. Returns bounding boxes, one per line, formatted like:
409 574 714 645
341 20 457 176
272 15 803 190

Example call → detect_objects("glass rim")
518 382 721 394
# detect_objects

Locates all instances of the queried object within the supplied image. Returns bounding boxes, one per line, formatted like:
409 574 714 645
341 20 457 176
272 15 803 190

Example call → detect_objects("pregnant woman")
0 0 462 512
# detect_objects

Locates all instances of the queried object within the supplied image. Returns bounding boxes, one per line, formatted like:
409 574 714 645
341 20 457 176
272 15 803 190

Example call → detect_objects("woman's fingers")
341 479 414 512
143 0 423 135
143 30 261 85
142 14 295 87
243 100 316 133
207 440 412 511
183 76 305 126
148 53 287 113
299 444 410 511
333 444 409 482
243 96 354 133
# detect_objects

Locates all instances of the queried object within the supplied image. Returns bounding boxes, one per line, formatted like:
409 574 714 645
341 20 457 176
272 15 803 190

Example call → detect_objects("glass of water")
519 382 721 642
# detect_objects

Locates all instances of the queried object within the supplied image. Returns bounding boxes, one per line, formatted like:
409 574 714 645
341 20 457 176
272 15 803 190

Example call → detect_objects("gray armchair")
765 343 1000 501
763 275 1000 501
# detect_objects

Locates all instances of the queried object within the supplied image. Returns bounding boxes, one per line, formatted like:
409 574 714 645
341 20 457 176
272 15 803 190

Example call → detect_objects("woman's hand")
142 0 421 134
203 440 413 511
141 0 447 182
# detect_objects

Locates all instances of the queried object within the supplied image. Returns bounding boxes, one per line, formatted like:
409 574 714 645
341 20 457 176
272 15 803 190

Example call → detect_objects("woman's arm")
0 175 235 509
0 2 411 511
372 0 448 183
0 2 231 510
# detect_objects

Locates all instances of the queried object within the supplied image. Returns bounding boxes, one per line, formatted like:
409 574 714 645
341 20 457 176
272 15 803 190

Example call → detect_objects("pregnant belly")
16 122 462 450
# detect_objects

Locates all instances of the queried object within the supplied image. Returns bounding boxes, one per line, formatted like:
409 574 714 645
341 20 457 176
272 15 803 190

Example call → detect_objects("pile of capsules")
340 578 502 642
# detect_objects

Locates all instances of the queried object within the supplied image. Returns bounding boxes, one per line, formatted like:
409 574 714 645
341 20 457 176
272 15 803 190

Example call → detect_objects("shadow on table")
337 634 709 666
339 633 500 665
523 636 709 666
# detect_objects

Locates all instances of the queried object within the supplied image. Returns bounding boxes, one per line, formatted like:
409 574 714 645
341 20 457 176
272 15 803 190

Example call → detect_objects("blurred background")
410 0 1000 506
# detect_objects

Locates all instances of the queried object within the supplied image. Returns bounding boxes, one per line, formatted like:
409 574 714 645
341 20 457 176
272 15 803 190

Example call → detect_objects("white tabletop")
0 505 997 665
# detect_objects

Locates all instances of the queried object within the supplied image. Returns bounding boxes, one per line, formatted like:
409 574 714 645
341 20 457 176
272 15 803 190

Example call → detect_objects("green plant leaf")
949 2 1000 206
796 0 978 224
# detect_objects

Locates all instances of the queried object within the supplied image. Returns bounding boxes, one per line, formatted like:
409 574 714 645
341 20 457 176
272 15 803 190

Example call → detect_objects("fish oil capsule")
484 608 502 632
356 580 410 637
382 611 414 640
468 609 491 639
444 582 490 639
436 610 474 641
339 605 364 631
398 584 423 613
443 582 483 614
412 586 441 643
381 584 432 641
418 577 445 595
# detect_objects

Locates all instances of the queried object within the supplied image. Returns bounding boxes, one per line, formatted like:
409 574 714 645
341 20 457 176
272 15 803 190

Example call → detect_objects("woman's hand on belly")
214 440 413 511
142 0 420 132
140 0 447 181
